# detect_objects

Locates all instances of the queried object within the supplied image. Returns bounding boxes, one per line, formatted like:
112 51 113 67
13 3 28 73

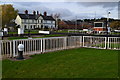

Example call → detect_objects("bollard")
16 44 24 60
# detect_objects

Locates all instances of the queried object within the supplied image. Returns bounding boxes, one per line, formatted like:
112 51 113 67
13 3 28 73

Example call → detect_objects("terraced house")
15 10 56 30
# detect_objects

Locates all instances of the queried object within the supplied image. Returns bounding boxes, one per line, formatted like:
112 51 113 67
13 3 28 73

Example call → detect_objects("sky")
0 1 119 20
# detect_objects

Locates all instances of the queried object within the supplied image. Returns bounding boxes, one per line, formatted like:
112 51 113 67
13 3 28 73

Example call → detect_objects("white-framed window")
30 25 32 29
53 21 55 23
24 25 27 29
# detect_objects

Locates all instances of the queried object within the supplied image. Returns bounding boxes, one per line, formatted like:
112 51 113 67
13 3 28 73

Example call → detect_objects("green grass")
94 43 120 48
8 37 28 40
8 30 39 34
7 34 65 40
2 48 118 78
44 34 65 37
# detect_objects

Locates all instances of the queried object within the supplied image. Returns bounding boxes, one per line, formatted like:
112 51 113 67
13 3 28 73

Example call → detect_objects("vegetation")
2 48 118 78
8 37 28 40
0 4 18 28
7 34 65 40
110 21 120 30
8 30 39 34
95 43 120 49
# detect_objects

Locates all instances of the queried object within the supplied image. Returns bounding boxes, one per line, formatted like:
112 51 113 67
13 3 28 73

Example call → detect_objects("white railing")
0 36 120 58
83 36 107 49
0 40 13 58
12 39 43 57
108 37 120 50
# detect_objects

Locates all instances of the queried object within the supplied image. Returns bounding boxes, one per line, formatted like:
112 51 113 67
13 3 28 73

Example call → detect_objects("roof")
18 13 55 21
7 22 17 27
42 15 55 21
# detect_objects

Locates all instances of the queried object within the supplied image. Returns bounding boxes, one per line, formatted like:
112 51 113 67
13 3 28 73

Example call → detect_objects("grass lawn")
94 43 120 49
8 37 28 40
2 48 118 78
8 30 39 34
7 34 65 40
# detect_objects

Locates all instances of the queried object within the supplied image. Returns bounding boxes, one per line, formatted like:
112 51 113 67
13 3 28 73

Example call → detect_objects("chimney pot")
44 11 47 16
37 11 39 15
33 11 36 15
25 10 28 14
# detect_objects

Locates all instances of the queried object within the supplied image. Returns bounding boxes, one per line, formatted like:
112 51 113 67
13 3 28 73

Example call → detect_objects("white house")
15 10 56 30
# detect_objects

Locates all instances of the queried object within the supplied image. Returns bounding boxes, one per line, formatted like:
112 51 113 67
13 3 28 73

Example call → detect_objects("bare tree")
53 13 61 30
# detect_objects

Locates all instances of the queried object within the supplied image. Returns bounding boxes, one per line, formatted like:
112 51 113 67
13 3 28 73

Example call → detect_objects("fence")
83 36 107 49
0 36 120 58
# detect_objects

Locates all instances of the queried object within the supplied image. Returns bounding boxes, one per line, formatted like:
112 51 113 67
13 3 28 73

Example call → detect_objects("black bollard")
16 44 24 60
16 51 24 60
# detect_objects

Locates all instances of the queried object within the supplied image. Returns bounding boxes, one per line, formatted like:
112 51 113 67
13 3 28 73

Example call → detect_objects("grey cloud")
53 8 73 17
11 2 117 20
13 2 74 19
13 2 50 14
77 2 118 8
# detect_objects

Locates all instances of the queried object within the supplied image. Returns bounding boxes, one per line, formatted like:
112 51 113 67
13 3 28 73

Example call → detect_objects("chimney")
37 11 39 15
25 10 28 14
33 11 36 15
44 11 47 16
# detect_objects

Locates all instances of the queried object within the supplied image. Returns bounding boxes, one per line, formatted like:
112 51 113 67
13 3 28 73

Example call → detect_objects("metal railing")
0 36 119 58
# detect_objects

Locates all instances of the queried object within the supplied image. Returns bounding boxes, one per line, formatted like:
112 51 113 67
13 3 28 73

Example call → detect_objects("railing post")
83 36 84 47
105 37 107 49
41 39 43 53
64 37 67 49
43 38 45 53
13 40 16 57
80 36 82 47
9 41 12 57
107 37 110 49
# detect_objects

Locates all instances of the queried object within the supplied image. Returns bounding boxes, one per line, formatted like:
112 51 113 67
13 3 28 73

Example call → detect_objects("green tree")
110 21 120 30
0 4 18 28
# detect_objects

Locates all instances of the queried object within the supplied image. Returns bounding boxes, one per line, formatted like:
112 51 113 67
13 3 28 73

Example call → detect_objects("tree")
53 13 61 30
0 4 18 28
110 21 120 30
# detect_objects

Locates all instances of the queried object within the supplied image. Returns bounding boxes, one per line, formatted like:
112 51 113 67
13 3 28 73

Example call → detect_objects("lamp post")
82 19 84 29
75 16 77 33
106 11 110 34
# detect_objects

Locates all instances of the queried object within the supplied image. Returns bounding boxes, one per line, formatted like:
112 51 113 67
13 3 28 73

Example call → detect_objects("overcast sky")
1 2 119 20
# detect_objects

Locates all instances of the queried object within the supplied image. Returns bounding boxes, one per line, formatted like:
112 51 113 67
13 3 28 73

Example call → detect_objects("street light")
82 19 84 29
106 11 110 34
75 16 77 33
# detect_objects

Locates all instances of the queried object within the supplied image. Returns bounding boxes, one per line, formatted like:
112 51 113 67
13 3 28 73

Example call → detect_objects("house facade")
15 10 56 30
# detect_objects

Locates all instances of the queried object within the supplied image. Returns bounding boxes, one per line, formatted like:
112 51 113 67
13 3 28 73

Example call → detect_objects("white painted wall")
15 15 22 27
